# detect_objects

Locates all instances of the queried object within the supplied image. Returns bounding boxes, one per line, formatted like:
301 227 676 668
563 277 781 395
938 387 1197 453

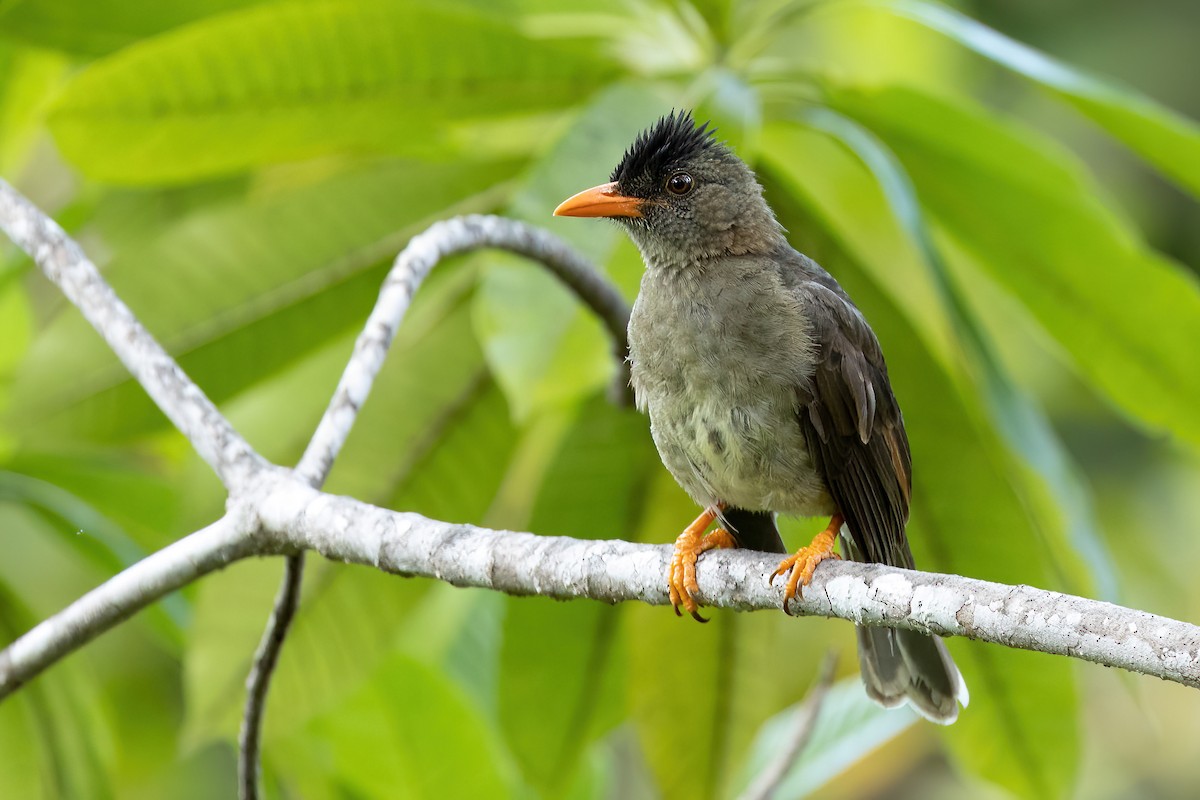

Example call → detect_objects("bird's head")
554 110 785 268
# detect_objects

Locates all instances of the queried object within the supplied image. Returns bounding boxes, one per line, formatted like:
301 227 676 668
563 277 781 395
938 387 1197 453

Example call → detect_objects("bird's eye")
666 172 694 196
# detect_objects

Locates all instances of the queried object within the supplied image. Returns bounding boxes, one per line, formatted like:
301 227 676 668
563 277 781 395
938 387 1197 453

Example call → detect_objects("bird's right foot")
668 505 735 622
771 514 843 614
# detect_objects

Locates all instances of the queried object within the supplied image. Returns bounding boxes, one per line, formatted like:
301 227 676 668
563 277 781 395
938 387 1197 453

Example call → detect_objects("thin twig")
740 651 839 800
237 552 304 799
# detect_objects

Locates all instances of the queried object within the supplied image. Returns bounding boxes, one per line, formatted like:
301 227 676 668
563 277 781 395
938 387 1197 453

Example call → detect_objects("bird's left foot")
668 505 736 622
771 514 843 614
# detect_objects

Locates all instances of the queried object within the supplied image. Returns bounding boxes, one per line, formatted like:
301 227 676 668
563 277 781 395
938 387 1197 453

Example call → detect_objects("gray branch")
0 513 256 697
4 468 1198 701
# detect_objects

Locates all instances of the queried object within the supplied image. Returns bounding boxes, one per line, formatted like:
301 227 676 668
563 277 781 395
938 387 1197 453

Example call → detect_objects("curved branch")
241 214 632 798
0 180 266 489
3 177 1199 798
297 213 632 482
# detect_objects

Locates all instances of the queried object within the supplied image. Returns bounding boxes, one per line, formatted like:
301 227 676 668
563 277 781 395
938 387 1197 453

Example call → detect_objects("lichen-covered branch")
256 474 1200 689
4 468 1198 702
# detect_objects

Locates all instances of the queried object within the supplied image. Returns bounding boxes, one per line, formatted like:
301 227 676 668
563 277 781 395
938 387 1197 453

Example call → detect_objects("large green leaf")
498 395 657 794
865 0 1200 196
0 576 115 799
47 2 617 182
475 82 666 420
760 142 1080 797
830 85 1200 451
0 0 264 56
280 653 517 799
0 43 67 177
0 260 32 448
0 469 185 640
10 157 517 444
796 105 1115 598
326 288 494 503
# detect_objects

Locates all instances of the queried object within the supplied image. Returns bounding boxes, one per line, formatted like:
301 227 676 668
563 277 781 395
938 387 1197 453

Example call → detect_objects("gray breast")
628 260 834 517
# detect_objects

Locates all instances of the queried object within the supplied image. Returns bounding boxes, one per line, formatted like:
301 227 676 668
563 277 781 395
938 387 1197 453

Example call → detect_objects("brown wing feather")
797 285 914 569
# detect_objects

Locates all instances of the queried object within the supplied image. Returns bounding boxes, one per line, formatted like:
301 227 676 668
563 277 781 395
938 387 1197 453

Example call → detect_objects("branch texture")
5 468 1198 698
255 475 1200 689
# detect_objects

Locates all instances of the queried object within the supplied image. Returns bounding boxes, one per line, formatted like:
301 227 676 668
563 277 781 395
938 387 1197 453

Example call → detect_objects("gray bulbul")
554 111 968 723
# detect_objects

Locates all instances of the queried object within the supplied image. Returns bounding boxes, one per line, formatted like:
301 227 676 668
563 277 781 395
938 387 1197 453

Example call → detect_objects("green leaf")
0 579 116 799
181 557 286 749
0 43 67 177
281 654 517 799
47 2 617 183
0 264 32 454
326 290 494 504
0 0 264 56
384 376 521 522
261 565 433 744
829 85 1200 451
181 556 439 752
498 395 657 794
866 0 1200 196
760 141 1080 798
475 83 666 420
735 677 918 797
9 157 517 445
0 469 185 639
796 105 1116 598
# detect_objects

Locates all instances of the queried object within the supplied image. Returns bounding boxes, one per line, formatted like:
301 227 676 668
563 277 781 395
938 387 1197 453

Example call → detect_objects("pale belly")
645 383 834 517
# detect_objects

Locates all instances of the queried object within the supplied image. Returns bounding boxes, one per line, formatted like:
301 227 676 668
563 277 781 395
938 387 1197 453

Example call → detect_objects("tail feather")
841 532 968 723
856 626 969 724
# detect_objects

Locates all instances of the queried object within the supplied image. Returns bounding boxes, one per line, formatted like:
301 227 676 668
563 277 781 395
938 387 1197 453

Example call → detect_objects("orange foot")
771 514 844 615
668 505 736 622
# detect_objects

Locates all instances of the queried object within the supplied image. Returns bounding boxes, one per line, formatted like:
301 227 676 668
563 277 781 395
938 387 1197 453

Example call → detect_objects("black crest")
611 110 719 187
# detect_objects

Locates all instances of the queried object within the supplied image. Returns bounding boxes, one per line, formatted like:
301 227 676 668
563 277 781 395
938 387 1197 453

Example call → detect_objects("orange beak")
553 182 643 218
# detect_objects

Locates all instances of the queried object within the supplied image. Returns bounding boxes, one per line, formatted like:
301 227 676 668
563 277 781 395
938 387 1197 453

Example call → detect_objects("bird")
553 110 968 723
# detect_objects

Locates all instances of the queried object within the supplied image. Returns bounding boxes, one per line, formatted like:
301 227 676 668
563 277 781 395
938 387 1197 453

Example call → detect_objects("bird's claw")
772 516 843 613
666 507 734 623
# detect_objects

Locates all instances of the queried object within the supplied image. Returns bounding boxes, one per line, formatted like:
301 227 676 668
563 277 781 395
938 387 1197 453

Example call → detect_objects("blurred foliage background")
0 0 1197 797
